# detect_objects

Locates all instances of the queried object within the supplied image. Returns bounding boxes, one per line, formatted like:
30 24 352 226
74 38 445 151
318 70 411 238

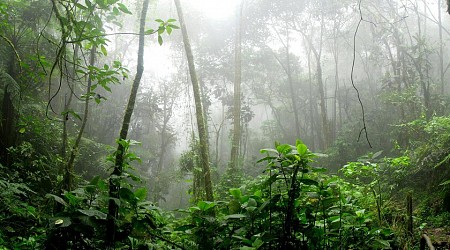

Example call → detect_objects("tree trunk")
174 0 214 202
230 0 244 172
63 46 96 191
0 84 16 166
311 45 329 149
438 0 445 93
61 45 79 159
106 0 150 246
307 48 316 151
285 28 301 139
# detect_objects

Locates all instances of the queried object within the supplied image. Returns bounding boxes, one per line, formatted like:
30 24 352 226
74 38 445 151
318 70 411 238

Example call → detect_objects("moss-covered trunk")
174 0 214 202
106 0 150 246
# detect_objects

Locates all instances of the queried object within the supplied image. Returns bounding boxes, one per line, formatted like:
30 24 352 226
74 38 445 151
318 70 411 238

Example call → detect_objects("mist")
1 0 450 248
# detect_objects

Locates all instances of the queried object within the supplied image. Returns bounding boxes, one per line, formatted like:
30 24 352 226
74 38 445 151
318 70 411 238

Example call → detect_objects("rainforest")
1 0 450 249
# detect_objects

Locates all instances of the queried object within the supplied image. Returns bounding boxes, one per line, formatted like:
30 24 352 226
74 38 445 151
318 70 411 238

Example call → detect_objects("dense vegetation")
1 0 450 249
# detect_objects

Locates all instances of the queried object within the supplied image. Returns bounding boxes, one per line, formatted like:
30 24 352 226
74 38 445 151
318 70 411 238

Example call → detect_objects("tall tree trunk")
438 0 445 93
153 86 175 203
331 22 340 143
230 0 244 172
0 84 16 166
298 18 329 149
106 0 150 246
307 48 316 151
310 45 329 149
61 45 79 159
63 46 96 191
285 28 301 139
271 25 301 141
174 0 214 202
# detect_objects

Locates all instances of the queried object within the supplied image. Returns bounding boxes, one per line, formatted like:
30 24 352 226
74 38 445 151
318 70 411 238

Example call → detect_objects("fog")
3 0 450 209
69 0 450 209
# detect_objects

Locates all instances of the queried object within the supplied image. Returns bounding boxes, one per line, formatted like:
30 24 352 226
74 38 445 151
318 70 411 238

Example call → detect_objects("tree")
230 0 245 172
174 0 214 202
107 0 150 245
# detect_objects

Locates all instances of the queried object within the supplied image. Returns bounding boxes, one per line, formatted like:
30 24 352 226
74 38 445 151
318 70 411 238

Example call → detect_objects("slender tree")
107 0 150 245
174 0 214 202
230 0 245 172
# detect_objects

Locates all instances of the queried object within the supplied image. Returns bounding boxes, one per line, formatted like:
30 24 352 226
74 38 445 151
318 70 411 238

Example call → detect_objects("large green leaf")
276 144 292 154
224 214 246 220
259 148 278 154
134 187 147 201
296 143 308 156
45 194 68 207
79 209 107 220
197 200 215 211
229 188 242 199
119 187 136 204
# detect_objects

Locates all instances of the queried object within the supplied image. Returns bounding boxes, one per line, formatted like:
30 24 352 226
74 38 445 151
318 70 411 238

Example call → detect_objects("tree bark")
438 0 445 93
230 0 244 172
106 0 150 246
174 0 214 202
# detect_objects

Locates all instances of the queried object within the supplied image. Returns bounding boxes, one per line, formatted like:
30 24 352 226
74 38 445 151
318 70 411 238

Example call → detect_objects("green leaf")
75 3 87 10
253 190 262 198
296 143 308 156
257 200 270 213
155 19 164 23
168 24 180 29
144 29 155 35
247 198 257 207
197 200 215 211
18 127 26 134
119 187 136 204
166 26 172 35
117 3 132 14
276 144 292 154
229 188 242 199
259 148 278 154
373 239 390 248
85 0 92 9
257 156 277 163
189 206 200 212
46 194 68 207
158 35 163 45
68 110 82 121
440 179 450 186
371 150 383 159
167 18 176 22
158 26 165 35
224 214 246 219
134 187 147 201
100 45 107 56
79 209 107 220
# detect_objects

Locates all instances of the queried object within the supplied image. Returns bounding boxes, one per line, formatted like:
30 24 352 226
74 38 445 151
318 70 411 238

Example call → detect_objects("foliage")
173 141 393 249
45 175 162 249
0 165 44 249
